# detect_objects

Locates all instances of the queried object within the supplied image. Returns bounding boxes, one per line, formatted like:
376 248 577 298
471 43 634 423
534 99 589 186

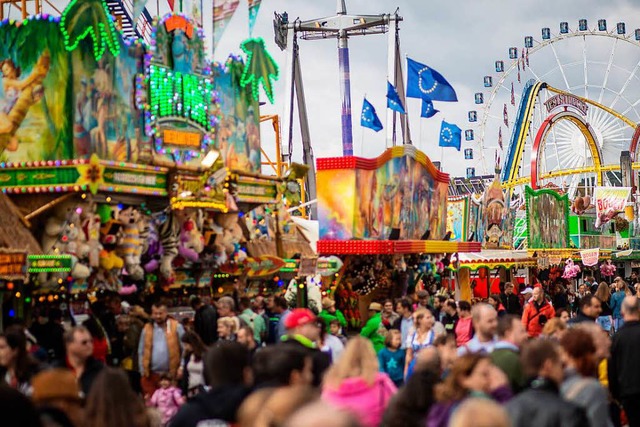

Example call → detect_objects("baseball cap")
284 308 317 329
520 287 534 295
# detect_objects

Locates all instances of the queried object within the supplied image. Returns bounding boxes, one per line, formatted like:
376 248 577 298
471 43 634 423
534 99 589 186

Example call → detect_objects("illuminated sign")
0 250 27 279
149 64 213 131
163 129 202 148
27 255 72 273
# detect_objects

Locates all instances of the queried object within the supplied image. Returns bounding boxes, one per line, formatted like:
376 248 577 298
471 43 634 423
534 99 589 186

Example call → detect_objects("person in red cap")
279 308 331 387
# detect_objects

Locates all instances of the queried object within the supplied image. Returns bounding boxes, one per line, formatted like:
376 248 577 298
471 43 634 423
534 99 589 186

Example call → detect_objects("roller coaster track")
500 80 640 189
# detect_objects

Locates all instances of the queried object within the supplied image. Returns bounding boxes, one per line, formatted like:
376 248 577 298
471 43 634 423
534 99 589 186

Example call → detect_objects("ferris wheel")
467 19 640 198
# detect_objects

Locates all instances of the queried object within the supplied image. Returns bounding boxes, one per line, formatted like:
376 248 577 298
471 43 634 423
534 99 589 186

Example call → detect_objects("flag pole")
361 94 366 155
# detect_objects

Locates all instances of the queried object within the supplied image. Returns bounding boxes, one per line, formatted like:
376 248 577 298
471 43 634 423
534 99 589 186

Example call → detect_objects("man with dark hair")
506 339 588 427
190 296 218 345
279 308 330 387
433 295 448 322
491 315 527 392
501 282 522 315
568 294 601 325
169 342 252 427
237 325 259 358
394 298 414 349
238 297 266 344
610 296 640 426
441 300 459 336
138 301 185 397
58 326 103 396
273 296 291 341
252 345 313 388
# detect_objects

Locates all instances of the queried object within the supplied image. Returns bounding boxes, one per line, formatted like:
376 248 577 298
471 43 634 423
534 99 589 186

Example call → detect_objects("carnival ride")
273 0 408 218
467 19 640 199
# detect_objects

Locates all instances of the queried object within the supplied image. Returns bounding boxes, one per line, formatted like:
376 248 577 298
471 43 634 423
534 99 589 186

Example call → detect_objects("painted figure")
0 53 50 152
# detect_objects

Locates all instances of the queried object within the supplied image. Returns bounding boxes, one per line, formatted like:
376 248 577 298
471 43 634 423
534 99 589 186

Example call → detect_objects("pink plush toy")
600 260 616 277
562 259 581 279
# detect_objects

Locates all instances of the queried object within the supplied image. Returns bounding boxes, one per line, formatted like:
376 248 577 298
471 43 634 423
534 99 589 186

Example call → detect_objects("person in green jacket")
318 298 348 330
490 315 527 392
360 302 385 353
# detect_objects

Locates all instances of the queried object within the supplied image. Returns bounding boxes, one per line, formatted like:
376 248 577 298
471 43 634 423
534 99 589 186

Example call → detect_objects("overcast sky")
37 0 640 177
208 0 640 178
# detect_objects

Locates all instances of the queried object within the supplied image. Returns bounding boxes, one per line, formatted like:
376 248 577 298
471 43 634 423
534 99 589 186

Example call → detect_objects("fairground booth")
0 1 311 326
315 145 481 324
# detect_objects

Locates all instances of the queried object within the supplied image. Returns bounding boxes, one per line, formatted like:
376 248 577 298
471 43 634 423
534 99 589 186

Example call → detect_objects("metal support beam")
293 50 318 219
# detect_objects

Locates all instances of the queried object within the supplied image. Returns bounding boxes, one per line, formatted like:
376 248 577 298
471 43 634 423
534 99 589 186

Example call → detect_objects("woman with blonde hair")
322 336 396 427
594 282 613 332
217 317 238 341
405 308 438 377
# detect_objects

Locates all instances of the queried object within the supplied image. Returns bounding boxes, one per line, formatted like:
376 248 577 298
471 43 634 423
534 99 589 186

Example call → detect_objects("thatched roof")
0 192 41 253
246 232 315 259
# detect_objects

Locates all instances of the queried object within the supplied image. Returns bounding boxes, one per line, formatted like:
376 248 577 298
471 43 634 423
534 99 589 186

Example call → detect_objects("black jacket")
193 304 218 345
442 313 458 335
279 335 331 387
53 356 104 397
610 320 640 400
501 293 522 315
567 312 596 326
506 378 589 427
169 384 250 427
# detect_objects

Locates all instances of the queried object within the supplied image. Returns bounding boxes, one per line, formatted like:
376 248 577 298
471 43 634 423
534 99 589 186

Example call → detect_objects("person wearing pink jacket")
322 337 397 427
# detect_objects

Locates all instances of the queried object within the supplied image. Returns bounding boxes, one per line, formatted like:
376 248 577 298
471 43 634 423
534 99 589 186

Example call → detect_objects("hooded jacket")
522 299 555 337
322 372 396 427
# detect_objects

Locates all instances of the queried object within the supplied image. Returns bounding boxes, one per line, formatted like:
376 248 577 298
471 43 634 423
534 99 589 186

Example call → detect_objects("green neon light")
240 37 279 104
60 0 121 60
149 64 213 130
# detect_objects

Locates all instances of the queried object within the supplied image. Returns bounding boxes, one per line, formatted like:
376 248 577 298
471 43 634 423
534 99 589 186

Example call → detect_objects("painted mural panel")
0 19 70 162
447 197 468 242
318 147 448 241
72 42 142 162
525 186 570 249
214 59 261 173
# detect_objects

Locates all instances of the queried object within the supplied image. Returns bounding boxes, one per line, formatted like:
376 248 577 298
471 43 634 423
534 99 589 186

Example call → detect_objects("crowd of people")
2 275 640 427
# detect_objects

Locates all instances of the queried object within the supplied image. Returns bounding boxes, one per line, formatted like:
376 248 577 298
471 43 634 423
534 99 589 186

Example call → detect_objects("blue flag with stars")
386 81 406 114
439 120 462 151
407 57 458 102
361 98 383 132
421 98 439 118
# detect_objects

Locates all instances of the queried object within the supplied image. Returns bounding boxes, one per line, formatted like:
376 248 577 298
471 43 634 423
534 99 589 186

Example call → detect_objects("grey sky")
210 0 640 177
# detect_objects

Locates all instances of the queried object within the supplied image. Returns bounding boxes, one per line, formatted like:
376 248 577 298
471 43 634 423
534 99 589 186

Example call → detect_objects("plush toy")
99 220 124 271
81 204 103 268
562 258 581 280
571 195 592 215
284 275 323 314
600 259 616 277
178 214 205 263
142 217 163 273
40 200 91 282
116 206 144 280
156 211 180 281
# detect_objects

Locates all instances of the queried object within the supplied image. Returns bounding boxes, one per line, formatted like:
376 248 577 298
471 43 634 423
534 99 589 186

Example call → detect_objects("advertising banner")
580 248 600 266
595 187 631 227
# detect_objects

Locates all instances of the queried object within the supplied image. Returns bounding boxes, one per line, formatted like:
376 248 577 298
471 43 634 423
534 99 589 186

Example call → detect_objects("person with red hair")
559 329 612 427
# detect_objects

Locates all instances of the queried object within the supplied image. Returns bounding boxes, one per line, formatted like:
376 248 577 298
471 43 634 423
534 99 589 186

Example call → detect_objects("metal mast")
274 2 404 218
